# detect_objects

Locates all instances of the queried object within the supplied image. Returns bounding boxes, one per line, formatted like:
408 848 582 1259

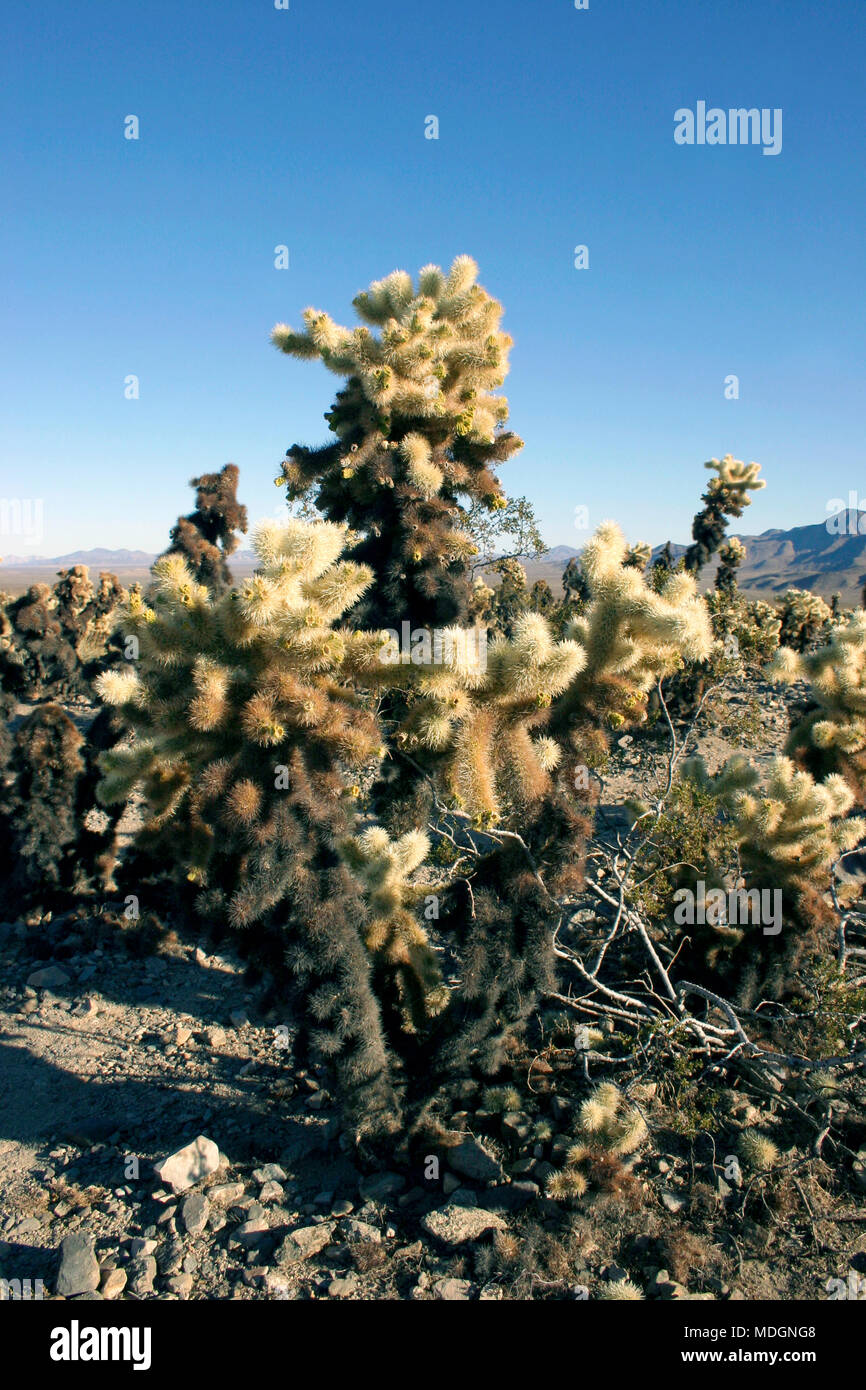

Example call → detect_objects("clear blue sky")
1 0 864 556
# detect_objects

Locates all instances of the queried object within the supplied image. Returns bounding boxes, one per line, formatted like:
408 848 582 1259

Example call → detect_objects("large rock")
421 1205 508 1246
180 1192 210 1236
358 1171 406 1203
126 1257 157 1297
276 1222 335 1266
56 1232 100 1296
445 1138 504 1184
27 965 71 989
153 1135 220 1193
433 1277 472 1300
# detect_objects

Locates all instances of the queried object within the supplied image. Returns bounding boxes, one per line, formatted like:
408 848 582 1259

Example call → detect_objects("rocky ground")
1 674 865 1302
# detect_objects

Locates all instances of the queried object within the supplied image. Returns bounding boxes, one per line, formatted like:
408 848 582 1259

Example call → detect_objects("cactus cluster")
771 613 866 796
96 516 406 1133
272 256 523 630
547 1083 647 1202
0 566 124 701
164 463 248 595
778 587 832 652
0 704 118 914
680 753 865 996
551 521 713 755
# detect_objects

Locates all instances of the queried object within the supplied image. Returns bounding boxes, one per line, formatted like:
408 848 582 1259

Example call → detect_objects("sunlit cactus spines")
357 609 584 823
684 455 765 576
771 611 866 796
573 1081 648 1157
338 826 446 1031
598 1277 644 1301
551 520 713 748
777 587 833 652
682 753 866 888
95 508 405 1135
738 1128 780 1170
271 255 523 629
715 534 746 596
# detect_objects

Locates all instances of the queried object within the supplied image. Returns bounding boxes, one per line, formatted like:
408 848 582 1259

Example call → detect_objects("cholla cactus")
0 705 117 913
623 540 652 571
684 455 764 575
0 567 124 700
599 1277 644 1301
551 521 713 749
681 753 866 997
703 592 781 667
164 463 248 594
358 609 584 824
715 535 745 597
96 514 403 1135
547 1083 648 1204
771 613 866 795
778 588 832 652
737 1129 780 1170
338 826 446 1031
683 754 865 890
571 1082 648 1157
272 256 523 629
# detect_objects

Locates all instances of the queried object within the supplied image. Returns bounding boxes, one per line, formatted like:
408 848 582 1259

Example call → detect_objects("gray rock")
485 1181 539 1212
340 1218 381 1244
276 1222 335 1265
56 1232 100 1296
252 1164 286 1185
661 1191 687 1213
433 1277 472 1300
100 1268 127 1300
126 1256 157 1296
258 1181 284 1205
166 1272 193 1299
328 1275 359 1298
421 1206 508 1246
445 1138 503 1184
501 1112 532 1144
209 1181 246 1206
128 1238 157 1257
853 1150 866 1192
229 1219 269 1248
180 1192 210 1236
358 1172 406 1203
153 1135 220 1193
27 965 71 989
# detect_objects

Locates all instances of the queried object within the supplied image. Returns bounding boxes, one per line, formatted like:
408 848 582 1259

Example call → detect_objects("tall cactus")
271 256 522 630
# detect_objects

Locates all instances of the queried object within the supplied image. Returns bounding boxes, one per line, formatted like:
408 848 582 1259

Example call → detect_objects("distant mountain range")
5 514 866 604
